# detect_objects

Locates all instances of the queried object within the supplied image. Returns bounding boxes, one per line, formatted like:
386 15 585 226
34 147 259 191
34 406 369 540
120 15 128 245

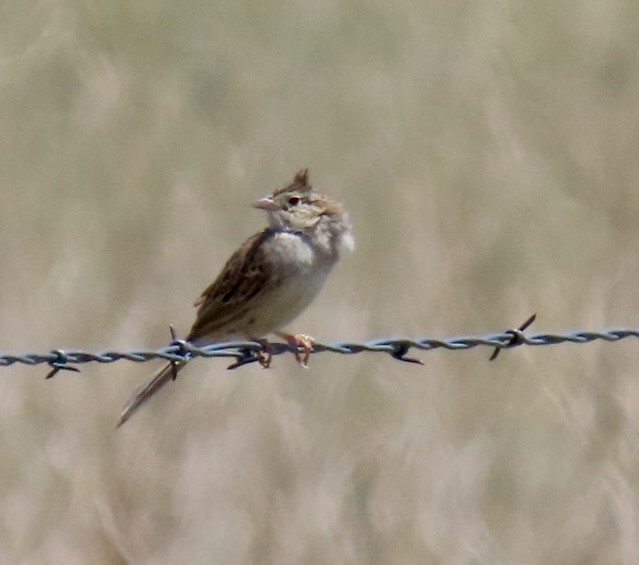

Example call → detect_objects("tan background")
1 2 639 563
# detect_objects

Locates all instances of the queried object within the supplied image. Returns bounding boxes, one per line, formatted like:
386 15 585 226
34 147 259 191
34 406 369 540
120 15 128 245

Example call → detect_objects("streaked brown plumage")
116 169 353 427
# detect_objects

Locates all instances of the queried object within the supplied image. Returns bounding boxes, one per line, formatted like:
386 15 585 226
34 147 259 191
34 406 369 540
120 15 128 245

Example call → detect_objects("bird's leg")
276 332 315 368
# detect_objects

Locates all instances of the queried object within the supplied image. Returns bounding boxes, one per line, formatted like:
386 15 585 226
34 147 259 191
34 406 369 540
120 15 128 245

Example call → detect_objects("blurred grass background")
1 1 639 563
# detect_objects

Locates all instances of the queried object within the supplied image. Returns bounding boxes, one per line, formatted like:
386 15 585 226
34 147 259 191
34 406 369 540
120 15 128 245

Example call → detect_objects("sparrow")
116 169 353 426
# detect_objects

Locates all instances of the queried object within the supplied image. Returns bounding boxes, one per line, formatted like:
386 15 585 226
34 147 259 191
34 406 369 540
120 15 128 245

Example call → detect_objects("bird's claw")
279 333 315 367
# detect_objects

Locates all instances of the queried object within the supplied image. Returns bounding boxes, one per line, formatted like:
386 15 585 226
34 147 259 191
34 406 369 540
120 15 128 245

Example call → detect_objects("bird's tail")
116 360 187 428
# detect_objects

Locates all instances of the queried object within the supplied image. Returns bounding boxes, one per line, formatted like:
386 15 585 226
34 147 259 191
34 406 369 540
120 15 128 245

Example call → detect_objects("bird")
116 169 353 427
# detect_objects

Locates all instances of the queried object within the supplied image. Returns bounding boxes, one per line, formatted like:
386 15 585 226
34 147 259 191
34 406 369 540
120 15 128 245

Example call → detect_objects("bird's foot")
277 332 315 368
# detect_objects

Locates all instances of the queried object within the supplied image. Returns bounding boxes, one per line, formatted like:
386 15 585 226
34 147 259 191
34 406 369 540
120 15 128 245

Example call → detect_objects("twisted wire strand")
2 326 638 376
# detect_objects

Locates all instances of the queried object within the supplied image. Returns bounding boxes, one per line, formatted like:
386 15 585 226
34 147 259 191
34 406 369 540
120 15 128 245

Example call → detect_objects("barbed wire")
1 314 639 378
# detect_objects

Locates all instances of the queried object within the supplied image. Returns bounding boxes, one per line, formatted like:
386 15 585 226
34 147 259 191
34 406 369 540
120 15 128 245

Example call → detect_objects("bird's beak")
252 196 280 211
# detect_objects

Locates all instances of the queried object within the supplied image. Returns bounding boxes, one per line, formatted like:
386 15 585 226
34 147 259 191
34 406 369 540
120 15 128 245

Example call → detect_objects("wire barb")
168 325 187 380
390 342 424 365
226 349 261 370
489 313 537 361
45 350 82 379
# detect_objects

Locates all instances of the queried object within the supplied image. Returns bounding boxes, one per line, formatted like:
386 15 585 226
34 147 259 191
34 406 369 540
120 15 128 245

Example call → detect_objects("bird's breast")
245 231 335 334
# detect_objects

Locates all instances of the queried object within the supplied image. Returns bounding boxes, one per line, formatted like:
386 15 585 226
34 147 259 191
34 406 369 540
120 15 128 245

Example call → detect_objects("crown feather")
294 168 309 185
273 168 312 196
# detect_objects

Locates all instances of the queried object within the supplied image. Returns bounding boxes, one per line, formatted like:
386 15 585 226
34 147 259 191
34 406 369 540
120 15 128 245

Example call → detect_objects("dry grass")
2 1 639 563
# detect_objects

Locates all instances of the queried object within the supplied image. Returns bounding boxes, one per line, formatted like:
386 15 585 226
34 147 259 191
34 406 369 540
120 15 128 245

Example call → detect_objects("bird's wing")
187 228 276 341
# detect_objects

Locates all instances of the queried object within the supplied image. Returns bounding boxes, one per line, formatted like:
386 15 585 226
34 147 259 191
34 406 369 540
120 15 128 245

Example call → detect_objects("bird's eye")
288 196 300 206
